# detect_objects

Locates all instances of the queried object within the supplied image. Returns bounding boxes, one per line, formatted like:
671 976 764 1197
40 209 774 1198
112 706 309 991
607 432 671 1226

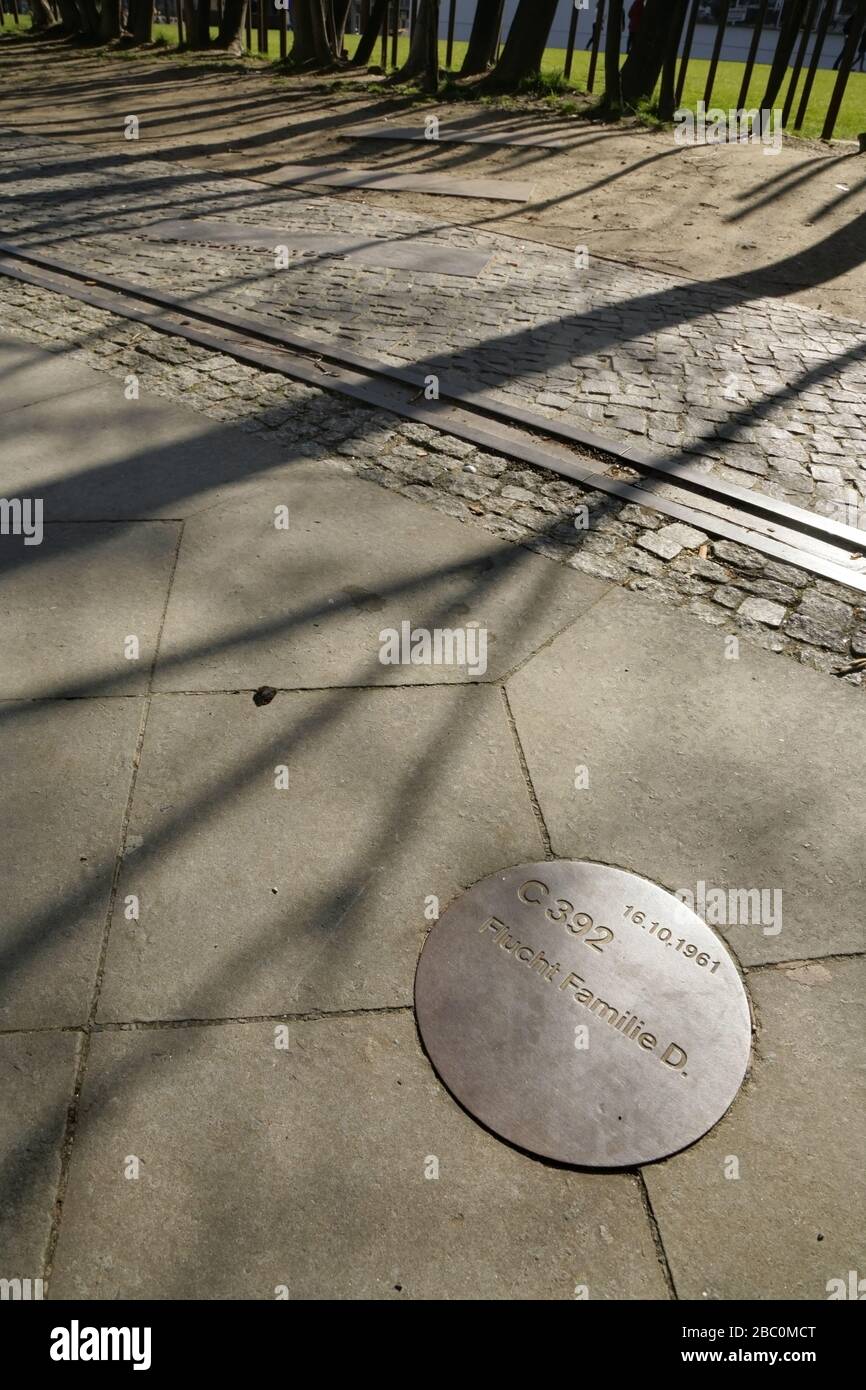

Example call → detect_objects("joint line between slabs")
745 948 866 971
40 518 184 526
637 1170 678 1301
43 696 150 1288
95 1003 414 1031
500 685 553 860
42 520 185 1289
498 580 621 685
149 679 495 696
0 1005 415 1042
0 681 495 709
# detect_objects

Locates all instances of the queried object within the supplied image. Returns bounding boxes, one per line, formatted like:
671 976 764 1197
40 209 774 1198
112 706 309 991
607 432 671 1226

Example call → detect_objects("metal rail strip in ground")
1 238 860 556
2 240 865 595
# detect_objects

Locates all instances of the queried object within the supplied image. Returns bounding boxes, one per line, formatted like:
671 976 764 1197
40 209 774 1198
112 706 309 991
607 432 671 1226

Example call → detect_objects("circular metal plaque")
415 862 752 1167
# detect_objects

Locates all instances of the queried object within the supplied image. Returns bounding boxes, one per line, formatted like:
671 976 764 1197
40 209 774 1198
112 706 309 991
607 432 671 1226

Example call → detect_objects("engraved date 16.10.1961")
623 904 722 973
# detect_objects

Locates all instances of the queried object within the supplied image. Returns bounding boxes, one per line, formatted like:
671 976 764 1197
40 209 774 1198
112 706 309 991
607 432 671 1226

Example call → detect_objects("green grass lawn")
5 14 866 142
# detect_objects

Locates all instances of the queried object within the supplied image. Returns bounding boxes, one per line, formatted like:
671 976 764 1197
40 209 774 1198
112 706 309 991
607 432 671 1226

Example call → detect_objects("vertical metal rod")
177 0 185 46
244 0 251 51
391 0 399 68
279 0 287 57
675 0 699 105
704 0 731 108
258 0 267 54
659 0 690 118
564 1 580 81
782 0 821 127
737 0 770 109
446 0 456 67
821 0 866 140
795 0 835 130
587 0 606 93
380 0 388 66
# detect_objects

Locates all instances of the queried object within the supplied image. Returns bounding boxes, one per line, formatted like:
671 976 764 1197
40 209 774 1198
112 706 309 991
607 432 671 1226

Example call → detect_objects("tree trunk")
758 0 810 110
196 0 212 47
396 0 438 83
185 0 211 47
291 0 315 62
620 0 685 108
100 0 122 39
461 0 503 76
309 0 338 61
215 0 247 49
126 0 155 41
332 0 352 52
604 0 624 107
484 0 559 87
55 0 80 31
75 0 101 36
420 0 439 91
352 0 387 64
291 0 337 64
657 0 688 119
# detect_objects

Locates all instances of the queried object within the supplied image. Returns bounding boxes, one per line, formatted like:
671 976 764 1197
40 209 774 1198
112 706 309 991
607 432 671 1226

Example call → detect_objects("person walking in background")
833 16 866 72
589 1 627 52
833 17 852 70
626 0 645 54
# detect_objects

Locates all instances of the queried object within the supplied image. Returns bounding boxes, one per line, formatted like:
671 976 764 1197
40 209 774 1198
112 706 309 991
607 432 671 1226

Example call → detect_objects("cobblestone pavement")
4 132 866 528
3 267 865 684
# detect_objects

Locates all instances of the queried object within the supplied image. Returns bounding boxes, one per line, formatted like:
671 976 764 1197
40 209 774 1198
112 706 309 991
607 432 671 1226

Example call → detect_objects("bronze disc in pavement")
414 861 752 1168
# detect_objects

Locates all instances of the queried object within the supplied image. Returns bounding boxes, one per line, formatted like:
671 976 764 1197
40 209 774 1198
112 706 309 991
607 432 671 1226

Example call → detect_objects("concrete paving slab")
50 1013 669 1299
0 337 99 416
143 220 493 277
0 698 142 1028
1 375 307 522
0 1031 81 1277
643 957 866 1300
97 686 543 1022
268 164 535 202
345 237 491 275
0 522 181 698
154 472 608 690
506 589 866 966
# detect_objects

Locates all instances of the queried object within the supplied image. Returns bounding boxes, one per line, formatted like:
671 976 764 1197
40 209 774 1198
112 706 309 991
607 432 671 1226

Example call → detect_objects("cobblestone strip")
2 275 863 686
3 133 866 523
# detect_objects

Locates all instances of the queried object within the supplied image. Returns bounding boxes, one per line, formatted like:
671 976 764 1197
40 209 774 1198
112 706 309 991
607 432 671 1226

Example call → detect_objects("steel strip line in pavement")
4 237 861 559
2 246 864 594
